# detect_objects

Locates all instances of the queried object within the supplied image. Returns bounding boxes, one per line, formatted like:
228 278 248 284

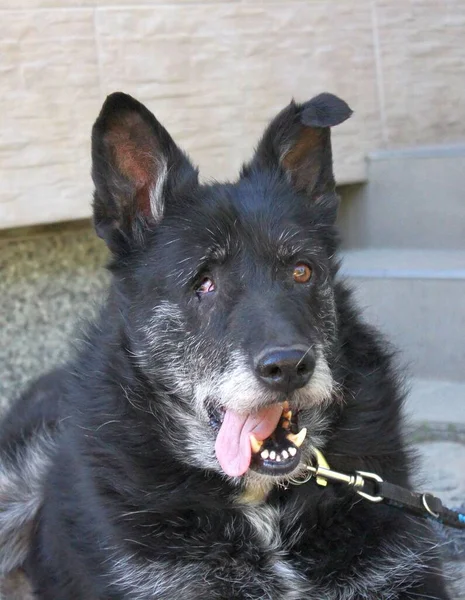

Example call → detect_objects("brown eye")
293 263 312 283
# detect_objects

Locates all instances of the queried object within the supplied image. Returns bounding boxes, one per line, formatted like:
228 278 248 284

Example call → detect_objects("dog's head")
91 92 352 483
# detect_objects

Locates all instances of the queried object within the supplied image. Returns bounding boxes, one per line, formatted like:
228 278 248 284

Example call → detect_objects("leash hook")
354 470 384 503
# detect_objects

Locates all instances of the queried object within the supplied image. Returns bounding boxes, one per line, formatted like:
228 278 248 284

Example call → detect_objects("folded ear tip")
301 93 353 128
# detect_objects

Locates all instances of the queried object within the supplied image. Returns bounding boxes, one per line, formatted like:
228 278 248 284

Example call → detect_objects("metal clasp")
292 449 385 503
354 470 384 503
422 493 440 518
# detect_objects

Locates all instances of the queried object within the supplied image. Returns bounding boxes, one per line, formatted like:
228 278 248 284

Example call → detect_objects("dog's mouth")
209 401 306 478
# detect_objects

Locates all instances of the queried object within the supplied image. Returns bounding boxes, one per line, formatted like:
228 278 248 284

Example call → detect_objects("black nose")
254 346 315 393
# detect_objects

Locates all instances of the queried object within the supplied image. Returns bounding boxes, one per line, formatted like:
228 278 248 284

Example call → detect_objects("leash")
289 449 465 530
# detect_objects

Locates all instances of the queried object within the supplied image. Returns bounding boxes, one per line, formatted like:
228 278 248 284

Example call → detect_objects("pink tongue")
215 404 283 477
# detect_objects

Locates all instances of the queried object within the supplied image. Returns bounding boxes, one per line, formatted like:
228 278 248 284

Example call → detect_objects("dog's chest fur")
240 502 307 599
109 504 305 600
108 497 423 600
108 501 306 600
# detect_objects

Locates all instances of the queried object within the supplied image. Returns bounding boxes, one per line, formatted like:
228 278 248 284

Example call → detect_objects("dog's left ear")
244 93 352 222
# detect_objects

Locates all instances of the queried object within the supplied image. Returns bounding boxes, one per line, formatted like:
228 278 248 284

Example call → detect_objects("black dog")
0 92 450 599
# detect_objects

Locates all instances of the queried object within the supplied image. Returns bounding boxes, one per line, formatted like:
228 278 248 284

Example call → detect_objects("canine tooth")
282 419 290 429
288 447 297 456
261 449 269 460
282 410 292 421
269 451 276 460
294 427 307 448
250 434 263 454
282 450 289 460
286 428 307 448
282 401 290 412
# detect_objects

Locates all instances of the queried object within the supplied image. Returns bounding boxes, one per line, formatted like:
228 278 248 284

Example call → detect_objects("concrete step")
337 144 465 251
340 249 465 381
405 378 465 426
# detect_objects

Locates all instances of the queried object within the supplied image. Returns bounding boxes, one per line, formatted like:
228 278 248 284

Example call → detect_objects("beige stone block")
96 2 381 185
0 0 92 6
0 0 236 7
0 10 100 228
96 5 241 182
376 0 465 146
375 0 465 28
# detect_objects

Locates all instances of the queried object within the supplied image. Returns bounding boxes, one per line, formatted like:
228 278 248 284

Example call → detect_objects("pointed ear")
244 93 352 222
91 92 198 252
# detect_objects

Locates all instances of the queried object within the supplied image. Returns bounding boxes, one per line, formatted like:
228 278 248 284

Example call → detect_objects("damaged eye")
293 263 312 283
196 276 215 297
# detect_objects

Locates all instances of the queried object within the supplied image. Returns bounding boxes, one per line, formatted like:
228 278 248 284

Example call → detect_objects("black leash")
291 449 465 530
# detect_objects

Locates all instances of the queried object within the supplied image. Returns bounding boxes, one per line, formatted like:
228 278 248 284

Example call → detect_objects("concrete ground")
414 441 465 597
1 221 464 597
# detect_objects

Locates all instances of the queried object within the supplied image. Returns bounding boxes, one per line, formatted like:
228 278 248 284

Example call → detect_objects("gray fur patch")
194 346 334 416
107 554 207 599
149 159 168 223
0 430 56 574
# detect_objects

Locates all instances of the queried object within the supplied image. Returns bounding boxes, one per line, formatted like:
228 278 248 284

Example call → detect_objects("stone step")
405 378 465 427
337 144 465 251
340 249 465 380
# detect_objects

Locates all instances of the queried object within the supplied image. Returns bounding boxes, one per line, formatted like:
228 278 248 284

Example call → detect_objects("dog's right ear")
91 92 198 253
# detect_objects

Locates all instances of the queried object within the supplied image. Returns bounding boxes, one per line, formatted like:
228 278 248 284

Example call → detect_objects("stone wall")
1 0 464 229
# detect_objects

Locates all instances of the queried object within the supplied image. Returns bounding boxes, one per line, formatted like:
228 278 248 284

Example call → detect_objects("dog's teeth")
261 449 269 460
276 455 281 462
250 434 263 454
286 428 307 448
282 401 290 412
294 427 307 448
269 451 276 460
282 410 292 421
282 450 289 460
282 419 290 429
288 447 297 456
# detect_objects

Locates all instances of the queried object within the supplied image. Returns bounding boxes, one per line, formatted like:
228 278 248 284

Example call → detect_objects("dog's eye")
196 276 215 297
293 263 312 283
